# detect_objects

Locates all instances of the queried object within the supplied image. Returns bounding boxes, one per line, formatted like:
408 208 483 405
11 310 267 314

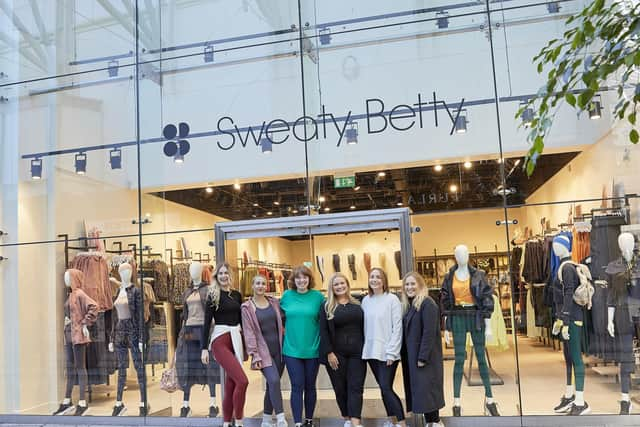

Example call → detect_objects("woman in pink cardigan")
241 275 287 427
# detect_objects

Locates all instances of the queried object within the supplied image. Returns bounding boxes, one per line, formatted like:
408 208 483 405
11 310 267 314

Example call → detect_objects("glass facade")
1 0 639 421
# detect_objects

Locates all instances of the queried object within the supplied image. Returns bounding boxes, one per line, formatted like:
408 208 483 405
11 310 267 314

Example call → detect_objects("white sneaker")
344 421 352 427
276 420 288 427
261 423 274 427
382 421 393 427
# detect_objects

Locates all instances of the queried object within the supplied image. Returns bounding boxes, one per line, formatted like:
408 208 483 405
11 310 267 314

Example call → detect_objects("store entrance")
214 208 415 420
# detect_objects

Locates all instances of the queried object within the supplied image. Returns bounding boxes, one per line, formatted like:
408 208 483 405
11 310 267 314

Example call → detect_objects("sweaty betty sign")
214 92 465 150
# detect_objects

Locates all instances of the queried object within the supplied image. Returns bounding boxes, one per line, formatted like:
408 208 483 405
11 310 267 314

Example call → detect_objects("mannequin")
440 245 498 416
175 261 220 418
53 269 97 416
108 263 148 416
605 232 640 415
550 235 589 415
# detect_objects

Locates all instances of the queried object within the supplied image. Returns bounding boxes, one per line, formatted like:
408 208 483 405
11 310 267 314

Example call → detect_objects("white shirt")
361 292 402 361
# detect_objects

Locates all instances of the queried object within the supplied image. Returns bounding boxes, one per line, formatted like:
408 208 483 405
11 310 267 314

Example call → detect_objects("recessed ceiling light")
233 183 241 190
377 171 386 178
350 205 356 210
267 211 273 216
464 161 472 169
318 196 326 203
354 186 361 191
434 164 443 172
273 201 280 206
252 203 259 207
397 201 404 206
205 186 213 193
450 184 458 193
324 207 331 212
292 209 299 214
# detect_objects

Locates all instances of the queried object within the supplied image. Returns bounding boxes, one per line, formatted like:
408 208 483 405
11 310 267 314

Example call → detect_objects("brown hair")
287 265 316 290
367 267 389 296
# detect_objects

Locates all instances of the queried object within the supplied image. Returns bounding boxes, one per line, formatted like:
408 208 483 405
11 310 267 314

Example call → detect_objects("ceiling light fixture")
354 186 361 191
520 101 534 127
377 171 386 178
233 183 241 190
108 60 119 77
397 201 404 206
319 27 332 45
261 136 272 154
547 2 560 14
455 111 468 133
449 184 458 193
252 202 259 207
204 44 214 63
75 153 87 175
345 121 358 145
324 207 331 212
174 153 184 163
463 161 472 169
436 11 449 29
589 96 603 120
318 196 326 203
109 148 122 170
273 201 280 206
350 205 356 210
292 209 299 214
267 211 273 216
206 186 213 194
434 164 443 172
31 158 42 180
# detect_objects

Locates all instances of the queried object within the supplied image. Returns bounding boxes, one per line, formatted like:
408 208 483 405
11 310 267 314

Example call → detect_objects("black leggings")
326 354 366 419
367 359 404 421
64 343 87 401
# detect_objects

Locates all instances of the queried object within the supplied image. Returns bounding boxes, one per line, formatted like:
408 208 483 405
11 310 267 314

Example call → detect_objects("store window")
1 0 640 422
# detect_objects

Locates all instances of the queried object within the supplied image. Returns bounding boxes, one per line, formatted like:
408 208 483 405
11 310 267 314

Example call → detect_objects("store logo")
214 92 465 151
408 192 460 205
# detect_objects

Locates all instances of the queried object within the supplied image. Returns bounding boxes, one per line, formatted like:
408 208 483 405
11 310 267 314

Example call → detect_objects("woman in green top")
280 265 325 427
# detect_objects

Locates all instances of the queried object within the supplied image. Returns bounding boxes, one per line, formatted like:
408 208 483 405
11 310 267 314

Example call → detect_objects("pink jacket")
241 296 283 369
67 269 98 345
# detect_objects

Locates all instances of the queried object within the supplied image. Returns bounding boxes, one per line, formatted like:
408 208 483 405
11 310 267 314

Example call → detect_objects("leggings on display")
562 322 585 392
452 313 493 398
64 343 88 401
367 359 404 421
363 253 372 275
332 254 341 273
284 356 320 423
620 334 634 393
262 355 285 415
212 332 249 422
316 256 325 283
394 251 402 280
348 254 357 280
115 327 146 402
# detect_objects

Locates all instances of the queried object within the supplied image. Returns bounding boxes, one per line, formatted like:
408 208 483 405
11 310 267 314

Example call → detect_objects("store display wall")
2 0 640 421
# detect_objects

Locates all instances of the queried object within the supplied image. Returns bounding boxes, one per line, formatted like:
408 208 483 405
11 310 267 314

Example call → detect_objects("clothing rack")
58 233 98 268
238 259 293 270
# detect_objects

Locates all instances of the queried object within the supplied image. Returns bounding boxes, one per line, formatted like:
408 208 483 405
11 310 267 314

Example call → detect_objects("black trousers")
64 343 88 400
326 354 366 419
367 359 405 420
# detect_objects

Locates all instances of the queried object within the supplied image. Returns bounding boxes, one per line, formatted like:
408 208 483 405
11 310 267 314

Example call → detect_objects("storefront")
1 0 640 425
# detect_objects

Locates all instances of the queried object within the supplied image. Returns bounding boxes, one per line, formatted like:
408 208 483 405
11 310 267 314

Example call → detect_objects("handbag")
160 352 181 393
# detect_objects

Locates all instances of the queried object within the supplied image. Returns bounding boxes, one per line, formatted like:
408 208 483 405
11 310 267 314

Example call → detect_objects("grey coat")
401 297 445 414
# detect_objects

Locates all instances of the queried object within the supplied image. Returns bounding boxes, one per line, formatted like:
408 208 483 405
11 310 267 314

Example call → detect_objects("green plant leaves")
565 93 576 106
631 129 639 144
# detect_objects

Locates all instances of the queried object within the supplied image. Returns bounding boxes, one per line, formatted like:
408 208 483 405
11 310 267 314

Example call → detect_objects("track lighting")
434 164 443 172
109 148 122 170
345 121 358 145
174 153 184 163
520 101 534 127
547 2 560 14
108 60 119 77
455 111 468 133
31 158 42 180
589 96 602 120
261 136 272 154
319 27 332 46
204 44 214 63
75 153 87 175
436 11 449 29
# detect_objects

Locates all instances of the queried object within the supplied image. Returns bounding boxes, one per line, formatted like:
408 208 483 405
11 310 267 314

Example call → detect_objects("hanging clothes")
141 259 171 301
172 262 192 304
468 295 509 352
70 253 113 311
590 214 627 280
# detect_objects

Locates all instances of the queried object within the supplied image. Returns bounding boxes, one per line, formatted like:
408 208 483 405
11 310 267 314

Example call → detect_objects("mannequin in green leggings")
441 245 499 417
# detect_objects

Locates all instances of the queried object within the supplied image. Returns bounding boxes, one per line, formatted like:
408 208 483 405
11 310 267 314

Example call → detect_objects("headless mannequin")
109 263 146 412
62 270 91 409
445 245 494 408
182 262 218 411
607 233 636 405
551 241 586 408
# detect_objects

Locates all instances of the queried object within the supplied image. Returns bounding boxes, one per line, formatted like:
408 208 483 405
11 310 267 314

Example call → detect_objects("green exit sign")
334 176 356 188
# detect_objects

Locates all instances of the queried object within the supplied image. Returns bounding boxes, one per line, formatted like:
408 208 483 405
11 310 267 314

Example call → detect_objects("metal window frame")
214 207 414 277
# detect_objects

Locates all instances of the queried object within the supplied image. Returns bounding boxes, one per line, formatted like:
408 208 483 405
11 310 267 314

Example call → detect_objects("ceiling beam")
28 0 49 45
0 0 48 69
95 0 154 51
0 29 47 72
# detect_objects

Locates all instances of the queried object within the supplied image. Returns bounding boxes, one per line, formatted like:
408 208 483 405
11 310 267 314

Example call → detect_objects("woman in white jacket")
361 267 405 427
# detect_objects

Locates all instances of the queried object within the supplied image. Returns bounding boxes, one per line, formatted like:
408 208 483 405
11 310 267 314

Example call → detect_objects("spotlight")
108 60 119 77
31 158 42 180
350 205 356 210
434 164 443 172
345 121 358 145
109 148 122 170
204 44 214 63
589 96 602 120
397 201 404 206
449 184 458 193
267 211 273 216
274 201 280 206
319 27 332 46
463 161 472 169
75 153 87 175
233 183 241 190
324 207 331 212
377 171 386 178
252 203 259 207
292 209 299 214
354 186 361 191
455 112 467 133
436 11 449 29
520 101 534 127
261 136 272 154
318 196 326 203
547 2 560 13
206 186 213 194
174 153 184 163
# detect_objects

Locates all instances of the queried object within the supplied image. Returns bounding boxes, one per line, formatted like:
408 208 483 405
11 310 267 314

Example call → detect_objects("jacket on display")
65 269 99 345
440 265 494 331
605 257 640 336
241 296 284 369
401 297 445 414
70 253 113 311
552 257 584 324
109 284 144 345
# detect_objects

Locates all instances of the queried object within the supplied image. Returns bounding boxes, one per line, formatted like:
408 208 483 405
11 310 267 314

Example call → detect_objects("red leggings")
212 332 248 421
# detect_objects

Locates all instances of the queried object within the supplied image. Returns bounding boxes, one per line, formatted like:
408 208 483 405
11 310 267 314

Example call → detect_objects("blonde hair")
324 272 360 320
367 267 389 296
208 261 235 309
400 271 429 314
250 274 267 295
